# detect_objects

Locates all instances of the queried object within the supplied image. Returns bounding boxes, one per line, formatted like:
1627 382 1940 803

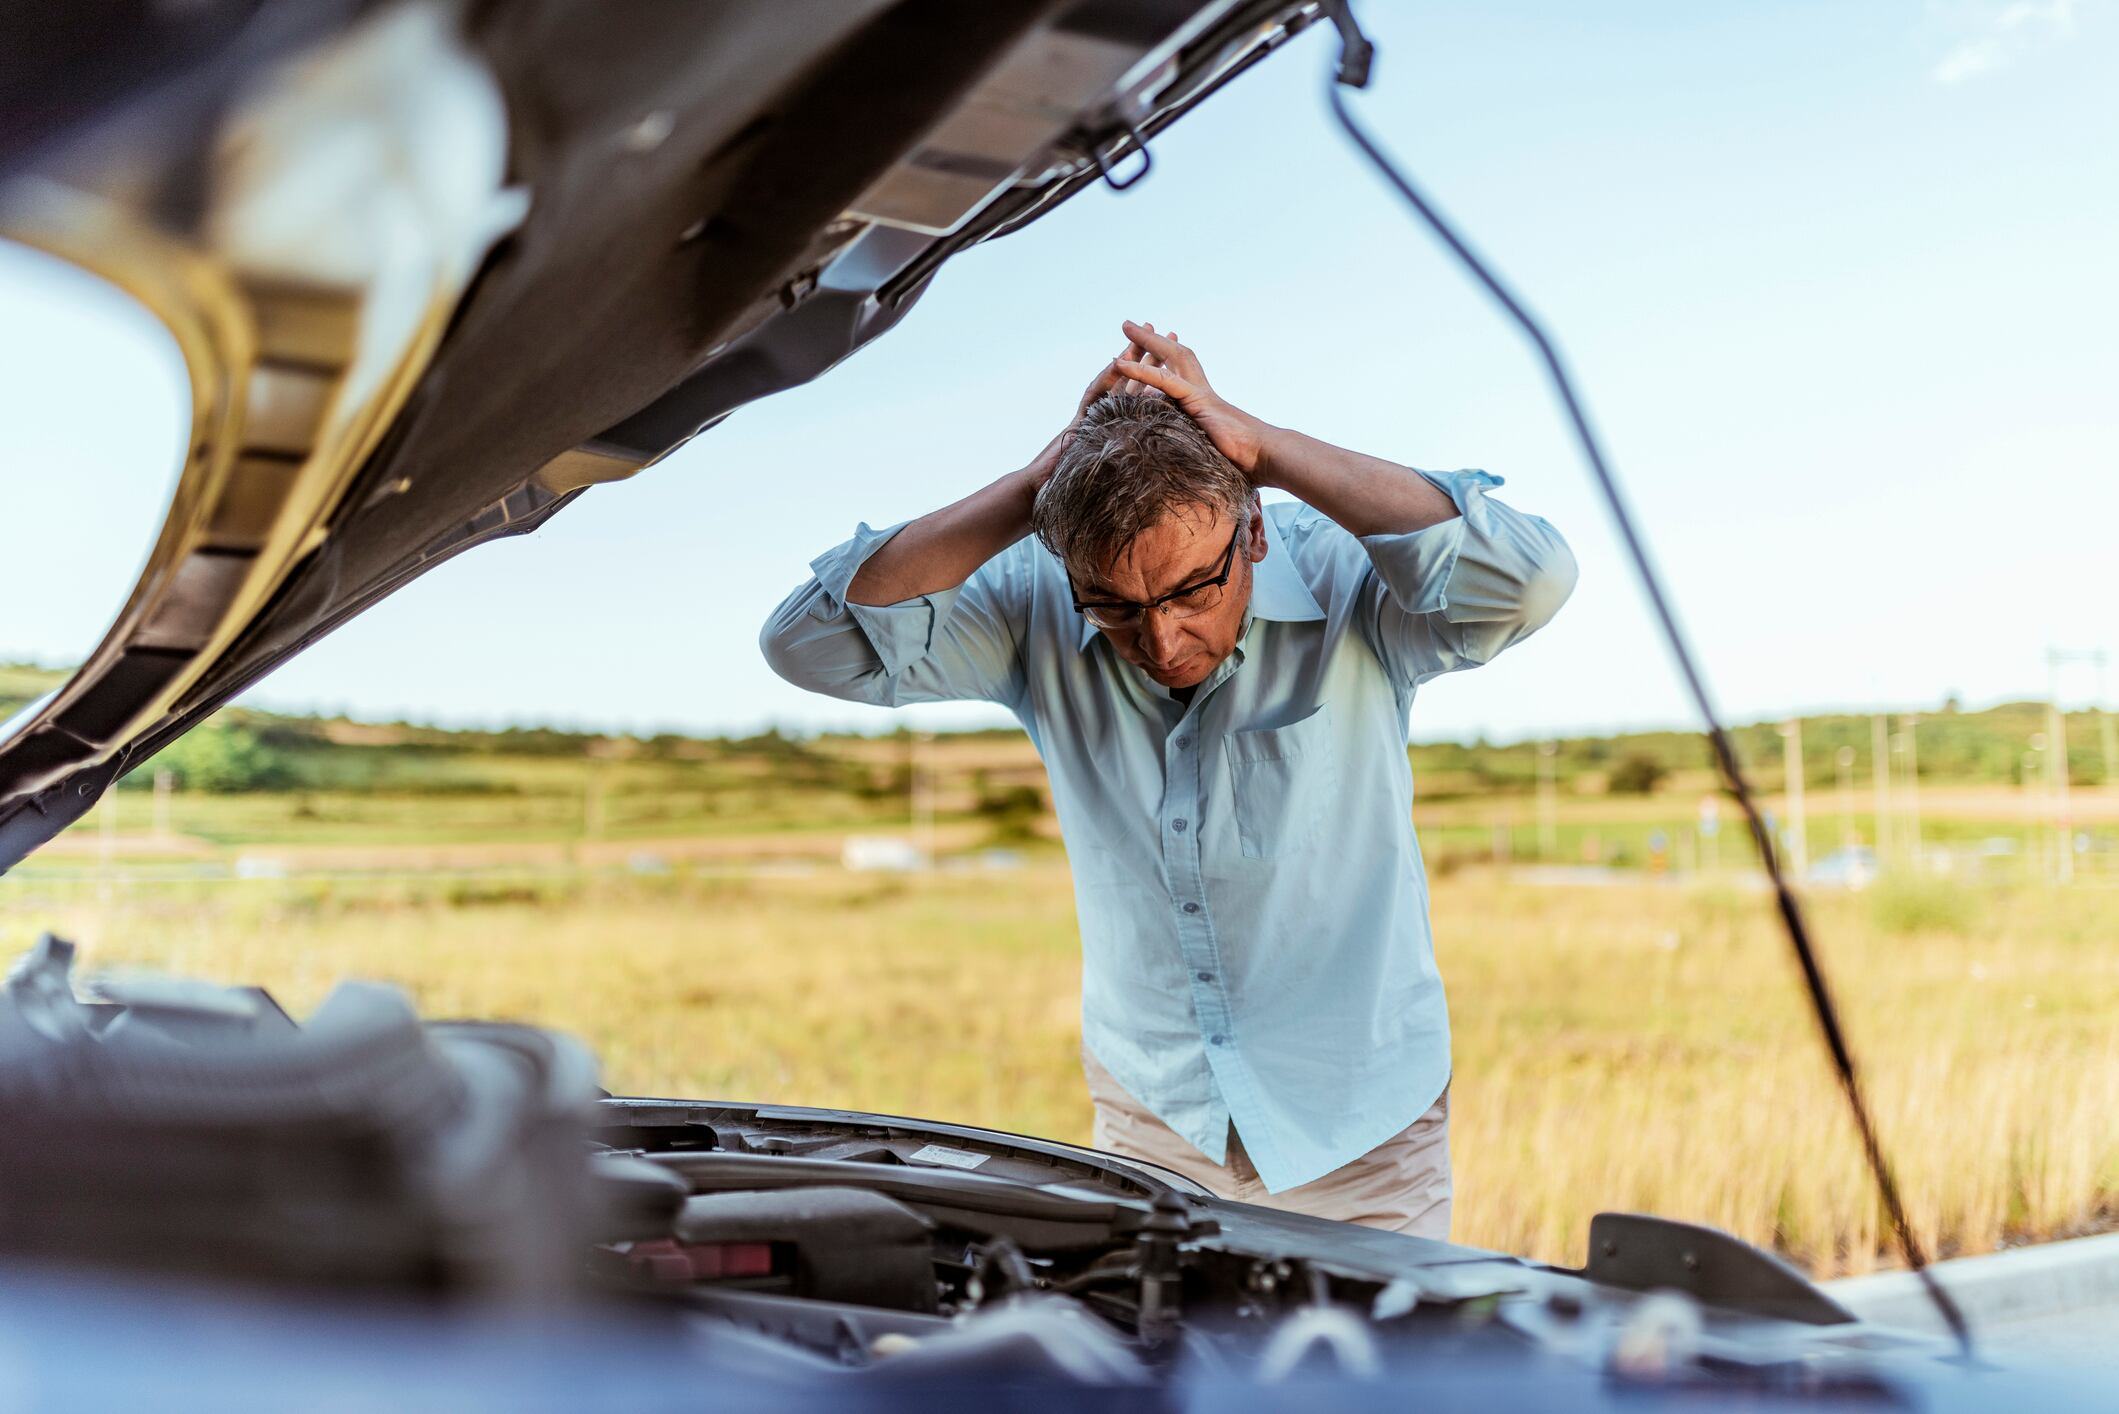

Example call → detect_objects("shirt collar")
1075 506 1325 651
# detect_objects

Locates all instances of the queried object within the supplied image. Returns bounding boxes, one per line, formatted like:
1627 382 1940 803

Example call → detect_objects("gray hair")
1032 394 1251 577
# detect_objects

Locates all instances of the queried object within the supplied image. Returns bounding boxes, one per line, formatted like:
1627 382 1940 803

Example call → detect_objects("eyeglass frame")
1067 519 1246 629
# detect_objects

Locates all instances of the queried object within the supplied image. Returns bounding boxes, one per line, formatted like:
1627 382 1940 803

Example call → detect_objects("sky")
2 2 2115 743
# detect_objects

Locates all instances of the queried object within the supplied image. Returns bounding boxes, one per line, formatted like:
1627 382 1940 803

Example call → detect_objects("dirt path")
206 822 999 872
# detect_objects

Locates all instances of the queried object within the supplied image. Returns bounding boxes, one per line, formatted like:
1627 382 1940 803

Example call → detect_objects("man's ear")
1244 495 1268 564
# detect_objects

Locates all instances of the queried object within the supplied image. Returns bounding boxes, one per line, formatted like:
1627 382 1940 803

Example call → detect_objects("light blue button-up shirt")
760 470 1576 1192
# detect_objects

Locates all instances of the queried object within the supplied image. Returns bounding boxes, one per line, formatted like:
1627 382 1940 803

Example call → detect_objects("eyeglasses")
1069 523 1243 631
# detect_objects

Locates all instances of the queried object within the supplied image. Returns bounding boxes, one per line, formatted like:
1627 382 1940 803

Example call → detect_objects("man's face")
1074 500 1267 691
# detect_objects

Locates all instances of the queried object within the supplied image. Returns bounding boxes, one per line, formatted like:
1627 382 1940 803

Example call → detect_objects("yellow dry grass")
9 863 2114 1277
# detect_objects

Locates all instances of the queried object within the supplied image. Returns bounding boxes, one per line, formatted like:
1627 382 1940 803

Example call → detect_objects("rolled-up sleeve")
759 522 1027 709
1356 469 1577 686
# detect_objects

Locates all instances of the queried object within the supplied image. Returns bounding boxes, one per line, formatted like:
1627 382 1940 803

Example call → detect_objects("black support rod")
1322 69 1973 1356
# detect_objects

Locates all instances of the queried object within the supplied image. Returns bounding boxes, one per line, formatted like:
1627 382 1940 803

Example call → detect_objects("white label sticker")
909 1143 990 1170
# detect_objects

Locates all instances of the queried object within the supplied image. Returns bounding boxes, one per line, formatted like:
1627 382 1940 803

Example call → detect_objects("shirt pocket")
1223 704 1338 860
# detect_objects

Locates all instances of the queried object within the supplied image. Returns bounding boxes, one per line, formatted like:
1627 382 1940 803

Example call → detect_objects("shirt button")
1175 736 1191 749
1209 1034 1226 1047
1182 901 1201 914
1171 818 1188 833
1196 971 1214 983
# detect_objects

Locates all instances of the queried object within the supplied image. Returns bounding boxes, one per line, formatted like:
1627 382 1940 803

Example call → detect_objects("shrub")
974 782 1046 843
1607 752 1670 795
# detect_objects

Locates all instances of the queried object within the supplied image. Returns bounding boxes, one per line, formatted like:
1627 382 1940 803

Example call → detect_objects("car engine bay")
0 935 1960 1398
592 1103 1497 1383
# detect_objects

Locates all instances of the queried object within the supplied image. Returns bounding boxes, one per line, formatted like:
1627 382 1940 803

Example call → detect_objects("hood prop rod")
1318 8 1973 1359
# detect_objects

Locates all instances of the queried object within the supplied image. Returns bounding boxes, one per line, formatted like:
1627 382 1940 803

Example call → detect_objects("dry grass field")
7 861 2115 1278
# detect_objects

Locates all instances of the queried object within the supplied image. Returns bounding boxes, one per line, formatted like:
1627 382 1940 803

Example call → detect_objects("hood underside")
0 0 1322 871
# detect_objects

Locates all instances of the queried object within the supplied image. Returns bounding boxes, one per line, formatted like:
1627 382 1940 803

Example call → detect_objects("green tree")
156 723 289 792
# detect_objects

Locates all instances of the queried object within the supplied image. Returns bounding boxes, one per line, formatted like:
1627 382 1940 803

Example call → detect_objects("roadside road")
1829 1232 2119 1370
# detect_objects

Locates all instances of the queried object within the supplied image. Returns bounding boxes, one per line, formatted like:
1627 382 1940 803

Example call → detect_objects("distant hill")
1408 701 2113 797
2 660 2111 796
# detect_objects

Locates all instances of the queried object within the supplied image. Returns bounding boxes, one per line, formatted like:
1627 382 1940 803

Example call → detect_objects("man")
761 321 1576 1236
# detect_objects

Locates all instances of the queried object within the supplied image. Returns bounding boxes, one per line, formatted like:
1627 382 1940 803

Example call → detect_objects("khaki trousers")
1082 1045 1453 1239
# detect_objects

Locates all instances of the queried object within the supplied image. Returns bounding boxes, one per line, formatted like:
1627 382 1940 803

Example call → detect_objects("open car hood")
0 0 1324 872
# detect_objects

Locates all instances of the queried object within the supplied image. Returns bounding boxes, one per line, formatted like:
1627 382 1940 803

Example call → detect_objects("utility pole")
1779 719 1807 880
1870 715 1892 869
2043 647 2119 872
2047 654 2073 884
911 729 935 869
1536 740 1559 860
2074 649 2119 792
2023 745 2045 880
1900 714 1921 871
2100 653 2119 793
583 759 606 840
153 768 173 838
1835 745 1857 850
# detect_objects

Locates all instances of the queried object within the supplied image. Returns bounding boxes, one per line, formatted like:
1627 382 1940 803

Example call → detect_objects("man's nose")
1139 607 1182 662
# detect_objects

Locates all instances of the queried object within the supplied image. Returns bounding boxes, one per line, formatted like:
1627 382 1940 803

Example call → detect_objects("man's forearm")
1255 426 1460 539
846 465 1043 606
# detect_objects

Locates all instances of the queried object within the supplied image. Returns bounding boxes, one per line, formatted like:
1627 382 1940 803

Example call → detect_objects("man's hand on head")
1025 332 1157 490
1112 322 1281 484
1084 331 1151 413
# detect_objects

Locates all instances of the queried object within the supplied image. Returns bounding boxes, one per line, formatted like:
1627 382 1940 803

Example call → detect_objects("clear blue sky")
3 2 2114 742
